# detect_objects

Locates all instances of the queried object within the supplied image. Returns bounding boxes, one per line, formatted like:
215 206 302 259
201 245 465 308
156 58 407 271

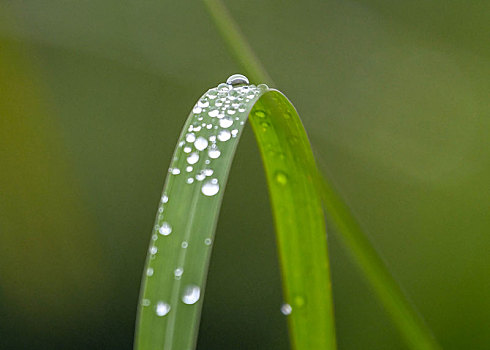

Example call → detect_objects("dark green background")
1 1 489 349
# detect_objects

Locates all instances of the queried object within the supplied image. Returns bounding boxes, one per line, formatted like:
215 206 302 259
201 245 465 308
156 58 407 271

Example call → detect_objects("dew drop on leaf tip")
226 74 249 86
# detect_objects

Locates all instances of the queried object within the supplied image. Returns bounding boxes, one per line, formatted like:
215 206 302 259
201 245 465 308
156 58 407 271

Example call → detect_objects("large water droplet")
218 130 231 142
182 285 201 305
219 117 233 128
226 74 249 86
194 137 208 151
280 303 292 315
156 301 171 316
201 178 220 196
187 152 199 165
159 222 172 236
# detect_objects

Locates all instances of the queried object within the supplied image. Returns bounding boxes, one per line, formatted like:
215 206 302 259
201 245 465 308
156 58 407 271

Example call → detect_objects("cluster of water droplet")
142 75 270 317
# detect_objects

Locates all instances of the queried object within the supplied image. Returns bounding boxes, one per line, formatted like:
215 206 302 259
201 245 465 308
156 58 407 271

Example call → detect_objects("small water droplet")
257 83 269 92
186 133 196 143
158 207 163 213
159 222 172 236
187 177 194 184
226 74 249 86
196 172 206 181
181 241 188 248
171 168 181 175
149 246 158 255
275 171 288 185
201 178 220 196
205 159 210 164
238 103 246 112
182 285 201 305
187 152 199 165
146 267 154 276
293 295 306 308
183 146 192 153
219 117 233 128
253 110 266 118
208 109 219 118
193 106 202 114
156 301 171 316
194 137 208 151
260 121 270 129
142 299 150 306
174 267 183 278
204 238 212 246
207 88 218 99
203 169 213 176
161 194 169 203
284 111 292 119
218 130 231 142
280 303 292 315
198 99 209 108
186 166 193 172
217 83 230 92
209 135 217 142
231 129 238 137
226 108 236 115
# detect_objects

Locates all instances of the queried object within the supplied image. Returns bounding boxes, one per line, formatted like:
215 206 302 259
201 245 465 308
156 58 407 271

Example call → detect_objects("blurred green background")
1 1 489 349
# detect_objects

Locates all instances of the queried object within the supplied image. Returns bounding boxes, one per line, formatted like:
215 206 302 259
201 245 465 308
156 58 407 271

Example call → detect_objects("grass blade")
134 78 336 350
203 1 442 349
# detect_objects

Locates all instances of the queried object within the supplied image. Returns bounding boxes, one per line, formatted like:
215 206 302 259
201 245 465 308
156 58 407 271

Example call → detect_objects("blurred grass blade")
203 1 442 349
134 79 336 350
319 176 442 350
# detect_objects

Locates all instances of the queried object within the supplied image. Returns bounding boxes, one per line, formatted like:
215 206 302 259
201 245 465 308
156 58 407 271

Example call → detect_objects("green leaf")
134 79 336 350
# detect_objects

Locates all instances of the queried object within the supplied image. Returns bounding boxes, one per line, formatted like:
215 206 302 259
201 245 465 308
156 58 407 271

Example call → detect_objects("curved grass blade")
134 78 336 350
203 1 442 349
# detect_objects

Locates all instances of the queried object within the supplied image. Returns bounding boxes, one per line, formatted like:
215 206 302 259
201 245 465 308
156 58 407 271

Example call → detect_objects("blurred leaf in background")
0 1 489 349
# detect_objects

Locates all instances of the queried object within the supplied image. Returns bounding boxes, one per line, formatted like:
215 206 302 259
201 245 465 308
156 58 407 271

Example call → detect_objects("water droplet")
158 207 163 213
186 133 196 143
257 83 269 92
156 301 171 316
194 137 208 151
181 241 188 248
284 111 292 119
238 103 246 112
193 106 202 114
293 295 306 308
186 166 193 172
226 109 236 115
159 222 172 236
204 238 212 246
201 178 220 196
183 146 192 153
275 171 288 185
174 267 183 278
203 169 213 176
182 285 201 305
186 177 194 184
208 109 219 118
219 117 233 128
171 168 181 175
228 89 239 100
217 83 230 92
149 246 158 255
198 99 209 108
253 110 266 118
218 130 231 142
146 268 154 276
195 172 206 181
205 159 210 165
187 152 199 165
142 299 150 306
206 124 212 129
280 303 292 315
161 194 168 203
260 121 270 129
231 129 238 137
207 88 218 99
226 74 249 86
